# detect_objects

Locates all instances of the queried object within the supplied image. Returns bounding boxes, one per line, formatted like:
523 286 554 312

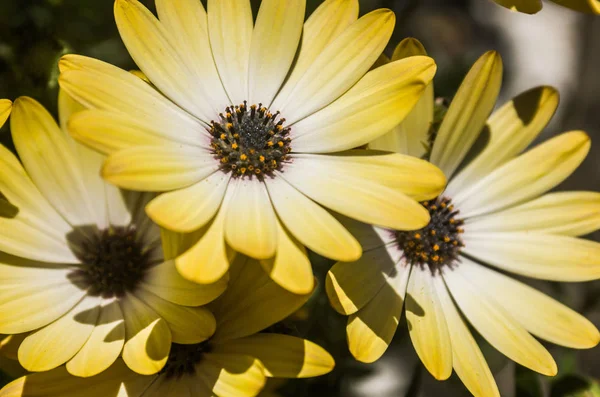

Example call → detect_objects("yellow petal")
213 334 334 378
278 9 395 124
347 262 411 363
19 296 101 372
133 288 216 344
291 56 436 153
141 259 227 306
466 191 600 237
436 276 500 397
0 360 152 397
0 333 26 360
265 176 361 262
0 262 85 334
548 0 600 13
278 156 431 231
457 260 599 349
430 51 503 179
207 0 253 104
462 231 600 282
120 293 171 375
59 55 202 139
272 0 359 109
493 0 542 13
198 353 266 397
102 146 219 191
260 220 314 295
155 0 230 111
327 243 403 315
391 37 428 60
114 0 216 122
248 0 305 105
176 183 235 284
405 266 452 380
443 262 557 376
447 86 559 196
333 214 397 251
146 172 230 232
225 179 277 260
66 300 125 378
211 256 312 342
454 131 590 218
0 99 11 128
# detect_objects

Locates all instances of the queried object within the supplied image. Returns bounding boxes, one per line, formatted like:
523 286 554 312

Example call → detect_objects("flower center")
210 102 292 177
395 197 464 273
162 342 211 379
75 226 152 298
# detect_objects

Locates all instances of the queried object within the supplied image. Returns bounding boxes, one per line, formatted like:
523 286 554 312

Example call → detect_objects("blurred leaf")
516 365 544 397
551 376 600 397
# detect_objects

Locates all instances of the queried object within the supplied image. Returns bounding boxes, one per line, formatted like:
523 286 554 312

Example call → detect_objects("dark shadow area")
0 192 18 219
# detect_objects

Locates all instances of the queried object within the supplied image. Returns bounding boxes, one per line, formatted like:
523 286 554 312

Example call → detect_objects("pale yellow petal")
120 293 171 375
435 275 500 397
493 0 542 13
457 260 599 349
272 0 358 109
0 99 11 128
66 300 125 378
133 288 216 344
443 263 557 376
114 0 216 122
333 214 397 251
207 0 253 104
146 172 230 232
291 56 436 153
278 9 395 123
447 86 559 196
213 334 334 378
430 51 503 179
11 97 98 227
225 179 277 260
462 232 600 282
265 176 361 262
260 220 314 295
326 243 403 315
140 259 227 306
277 157 431 231
19 296 101 372
102 146 219 192
347 262 410 363
454 131 590 218
155 0 230 111
198 353 266 397
248 0 305 105
548 0 600 13
211 256 312 342
405 266 452 380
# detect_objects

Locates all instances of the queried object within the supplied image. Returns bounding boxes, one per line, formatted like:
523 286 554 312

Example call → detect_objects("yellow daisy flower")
0 95 227 377
0 255 334 397
491 0 599 14
326 40 600 397
59 0 445 294
0 100 10 128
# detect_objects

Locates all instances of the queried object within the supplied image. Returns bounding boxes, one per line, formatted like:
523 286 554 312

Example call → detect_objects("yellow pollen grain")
220 133 226 140
234 133 239 139
240 167 247 174
226 123 233 130
240 154 248 161
267 141 274 147
433 244 440 251
232 143 238 149
259 155 265 162
430 230 436 236
249 149 256 155
278 141 284 147
414 233 421 239
444 236 450 243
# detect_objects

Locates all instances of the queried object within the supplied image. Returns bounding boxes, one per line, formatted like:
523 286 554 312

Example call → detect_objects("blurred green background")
1 0 600 396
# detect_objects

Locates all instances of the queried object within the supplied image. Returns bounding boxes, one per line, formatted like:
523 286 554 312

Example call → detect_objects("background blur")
1 0 600 396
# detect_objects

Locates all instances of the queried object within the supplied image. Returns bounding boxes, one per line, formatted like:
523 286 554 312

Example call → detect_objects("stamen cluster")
395 197 464 273
210 102 292 177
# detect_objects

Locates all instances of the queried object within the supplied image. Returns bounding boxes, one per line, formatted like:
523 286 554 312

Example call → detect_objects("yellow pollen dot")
249 149 256 154
233 133 239 139
276 125 283 131
432 255 440 262
240 167 247 174
444 236 450 243
414 233 421 239
226 123 233 130
259 155 265 162
248 165 254 171
457 228 464 233
240 154 248 161
433 244 440 251
220 133 226 140
267 141 274 147
449 219 455 224
255 169 261 174
220 157 228 163
430 230 436 236
278 141 284 147
441 202 447 208
226 113 232 118
231 143 238 149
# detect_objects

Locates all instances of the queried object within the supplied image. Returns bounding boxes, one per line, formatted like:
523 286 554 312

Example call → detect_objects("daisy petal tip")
325 271 357 315
174 253 228 285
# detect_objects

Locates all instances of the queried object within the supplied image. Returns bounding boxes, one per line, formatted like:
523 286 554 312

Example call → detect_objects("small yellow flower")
59 0 445 295
327 39 600 397
0 95 226 377
1 256 334 397
490 0 599 14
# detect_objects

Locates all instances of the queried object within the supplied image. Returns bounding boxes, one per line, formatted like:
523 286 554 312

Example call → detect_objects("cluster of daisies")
0 0 599 396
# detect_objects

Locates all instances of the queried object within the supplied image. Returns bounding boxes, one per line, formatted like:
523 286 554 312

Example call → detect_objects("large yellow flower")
326 40 600 397
491 0 599 14
59 0 445 294
0 95 226 377
0 255 334 397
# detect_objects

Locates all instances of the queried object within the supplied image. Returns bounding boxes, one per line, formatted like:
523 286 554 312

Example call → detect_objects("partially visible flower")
0 100 10 128
327 39 600 397
0 95 226 377
0 256 334 397
60 0 445 295
490 0 599 14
